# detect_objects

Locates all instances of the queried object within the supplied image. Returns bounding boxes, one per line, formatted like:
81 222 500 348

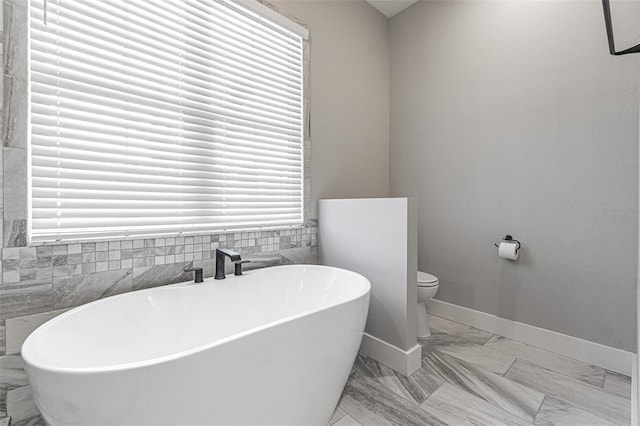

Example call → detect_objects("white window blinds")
29 0 306 242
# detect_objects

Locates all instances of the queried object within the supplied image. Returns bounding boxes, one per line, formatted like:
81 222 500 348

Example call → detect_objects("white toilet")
417 271 439 337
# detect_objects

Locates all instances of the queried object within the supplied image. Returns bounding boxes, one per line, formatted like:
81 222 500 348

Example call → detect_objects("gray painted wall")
272 0 391 216
389 0 639 351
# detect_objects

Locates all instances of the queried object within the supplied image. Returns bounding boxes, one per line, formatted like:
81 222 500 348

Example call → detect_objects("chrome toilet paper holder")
494 235 521 251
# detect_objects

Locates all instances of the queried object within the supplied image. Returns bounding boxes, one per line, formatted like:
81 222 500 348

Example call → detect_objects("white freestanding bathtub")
22 264 371 426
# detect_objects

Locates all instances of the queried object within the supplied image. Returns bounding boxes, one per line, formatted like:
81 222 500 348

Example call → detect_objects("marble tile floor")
329 314 631 426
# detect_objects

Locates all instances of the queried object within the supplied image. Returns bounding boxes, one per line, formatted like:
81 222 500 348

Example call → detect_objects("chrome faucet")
215 248 241 280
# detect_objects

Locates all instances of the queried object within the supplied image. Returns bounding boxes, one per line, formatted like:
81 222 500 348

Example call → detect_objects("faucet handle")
234 260 250 276
184 266 204 283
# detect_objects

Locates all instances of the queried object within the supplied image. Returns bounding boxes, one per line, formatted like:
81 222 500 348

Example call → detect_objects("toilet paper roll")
498 242 519 260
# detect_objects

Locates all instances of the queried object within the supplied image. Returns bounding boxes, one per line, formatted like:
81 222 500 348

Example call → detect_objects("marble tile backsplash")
0 0 316 423
4 0 27 252
0 226 318 330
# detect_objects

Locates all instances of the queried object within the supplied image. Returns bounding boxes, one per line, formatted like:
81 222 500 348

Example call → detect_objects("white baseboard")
360 333 422 376
427 299 634 376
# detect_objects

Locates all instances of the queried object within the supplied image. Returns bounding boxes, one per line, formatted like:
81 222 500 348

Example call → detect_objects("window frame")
24 0 312 245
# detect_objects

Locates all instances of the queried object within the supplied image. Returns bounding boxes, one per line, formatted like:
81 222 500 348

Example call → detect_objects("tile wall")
0 0 315 424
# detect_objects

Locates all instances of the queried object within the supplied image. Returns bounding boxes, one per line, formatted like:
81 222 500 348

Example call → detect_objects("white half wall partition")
318 198 420 376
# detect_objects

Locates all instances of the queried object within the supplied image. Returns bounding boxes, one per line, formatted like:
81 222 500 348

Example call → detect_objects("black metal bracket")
602 0 640 55
494 234 521 251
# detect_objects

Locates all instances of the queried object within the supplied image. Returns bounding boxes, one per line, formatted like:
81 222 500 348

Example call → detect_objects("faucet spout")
215 248 241 280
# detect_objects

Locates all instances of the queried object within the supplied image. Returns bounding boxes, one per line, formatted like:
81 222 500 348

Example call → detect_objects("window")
29 0 307 242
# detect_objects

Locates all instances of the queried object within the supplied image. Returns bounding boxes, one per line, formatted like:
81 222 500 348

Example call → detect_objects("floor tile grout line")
502 356 518 377
605 369 632 380
341 372 445 426
511 358 629 395
355 357 428 408
482 334 498 346
596 369 607 389
328 407 347 425
532 394 548 423
428 314 497 339
429 314 497 336
428 342 517 376
420 383 546 426
480 333 496 345
331 414 358 426
415 381 445 409
337 396 362 425
472 333 612 389
382 370 424 406
427 348 546 422
420 378 540 425
532 393 626 426
506 359 631 425
601 371 632 400
361 350 521 422
430 346 520 382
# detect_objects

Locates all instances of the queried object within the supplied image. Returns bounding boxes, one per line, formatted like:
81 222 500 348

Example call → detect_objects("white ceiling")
366 0 419 18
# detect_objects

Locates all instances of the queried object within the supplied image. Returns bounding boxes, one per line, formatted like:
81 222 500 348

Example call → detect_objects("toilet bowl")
417 271 439 338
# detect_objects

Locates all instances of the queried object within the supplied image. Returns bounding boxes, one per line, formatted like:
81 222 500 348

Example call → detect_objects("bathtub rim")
22 264 371 375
